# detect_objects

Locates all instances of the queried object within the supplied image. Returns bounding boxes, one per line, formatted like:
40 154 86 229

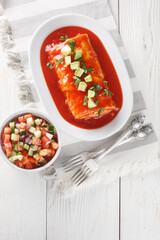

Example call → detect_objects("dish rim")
29 13 133 141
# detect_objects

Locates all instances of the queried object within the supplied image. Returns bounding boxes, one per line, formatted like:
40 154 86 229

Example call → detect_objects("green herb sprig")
47 62 53 69
73 76 81 86
68 39 76 52
82 62 93 76
56 57 64 65
103 89 112 96
93 83 102 91
59 34 68 41
98 107 104 116
83 96 88 106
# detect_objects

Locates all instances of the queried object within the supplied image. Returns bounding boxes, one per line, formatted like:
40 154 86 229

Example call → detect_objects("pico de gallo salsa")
1 113 59 169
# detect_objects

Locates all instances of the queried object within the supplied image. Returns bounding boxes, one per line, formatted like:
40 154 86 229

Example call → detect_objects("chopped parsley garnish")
56 57 64 65
68 39 75 52
93 83 102 91
98 107 104 116
59 34 68 41
103 89 112 96
82 62 93 76
73 76 81 86
47 62 53 69
104 81 108 86
95 100 99 106
83 96 88 106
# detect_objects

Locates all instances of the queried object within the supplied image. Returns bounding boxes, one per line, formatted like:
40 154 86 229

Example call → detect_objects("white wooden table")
0 0 159 239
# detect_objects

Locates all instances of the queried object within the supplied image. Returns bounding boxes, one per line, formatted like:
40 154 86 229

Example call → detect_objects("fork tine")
77 170 92 186
71 165 87 181
64 160 83 171
61 155 81 167
64 163 83 173
74 167 90 184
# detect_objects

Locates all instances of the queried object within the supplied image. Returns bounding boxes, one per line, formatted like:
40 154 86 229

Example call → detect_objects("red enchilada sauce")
40 26 123 129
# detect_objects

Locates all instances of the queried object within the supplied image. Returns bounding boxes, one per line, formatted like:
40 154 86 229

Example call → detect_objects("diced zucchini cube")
65 56 71 66
34 130 41 139
29 126 36 134
35 118 42 126
11 134 19 142
88 98 97 108
14 129 19 135
41 123 48 128
61 45 71 56
88 89 95 98
84 74 92 82
11 151 16 156
16 155 23 161
78 82 87 92
13 144 18 151
74 68 84 77
20 129 26 136
75 50 82 60
33 153 39 159
70 61 80 70
27 117 34 126
28 149 33 156
30 145 38 151
17 142 24 151
9 122 15 129
23 143 29 151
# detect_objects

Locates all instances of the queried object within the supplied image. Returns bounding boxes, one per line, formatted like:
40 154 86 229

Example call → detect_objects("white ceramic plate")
29 14 133 141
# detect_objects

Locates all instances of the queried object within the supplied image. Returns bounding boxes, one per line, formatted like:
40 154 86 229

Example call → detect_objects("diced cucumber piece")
41 123 48 128
16 155 23 161
88 89 95 98
34 130 41 139
35 118 42 126
33 153 39 159
30 145 38 151
74 68 84 77
11 151 16 156
61 45 71 56
78 82 87 92
65 56 71 66
14 129 19 135
27 117 34 126
23 143 29 151
20 129 26 135
28 149 33 156
16 152 21 155
29 126 36 134
13 144 18 151
75 50 82 60
11 133 19 142
8 156 15 163
17 142 24 151
49 125 55 135
84 74 92 82
88 98 97 108
9 122 15 129
70 61 80 70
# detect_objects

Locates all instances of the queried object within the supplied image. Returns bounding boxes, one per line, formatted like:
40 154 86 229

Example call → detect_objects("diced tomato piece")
25 161 33 169
41 136 50 149
6 148 12 157
28 156 35 163
36 126 41 131
4 142 12 150
24 114 33 119
51 142 59 150
18 116 26 123
32 138 41 146
14 160 24 168
21 157 29 165
4 134 11 144
21 150 28 157
40 149 55 157
35 155 42 162
4 127 12 134
44 127 49 132
19 123 27 129
41 129 47 137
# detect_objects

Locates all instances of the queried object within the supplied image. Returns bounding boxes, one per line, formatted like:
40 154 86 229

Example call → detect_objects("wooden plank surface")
0 45 46 239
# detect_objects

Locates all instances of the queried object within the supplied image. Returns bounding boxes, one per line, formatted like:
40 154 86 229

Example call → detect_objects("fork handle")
95 128 133 162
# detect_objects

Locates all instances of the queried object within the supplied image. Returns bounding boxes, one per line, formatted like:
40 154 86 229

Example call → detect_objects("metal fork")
71 125 152 186
61 115 145 172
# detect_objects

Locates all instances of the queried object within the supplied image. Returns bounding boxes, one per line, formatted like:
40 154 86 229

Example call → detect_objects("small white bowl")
0 109 61 172
29 14 133 141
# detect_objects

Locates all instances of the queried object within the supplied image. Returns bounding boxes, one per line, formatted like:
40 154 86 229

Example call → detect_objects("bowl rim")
29 13 133 141
0 109 61 172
